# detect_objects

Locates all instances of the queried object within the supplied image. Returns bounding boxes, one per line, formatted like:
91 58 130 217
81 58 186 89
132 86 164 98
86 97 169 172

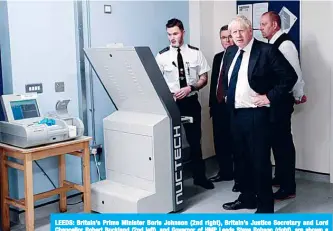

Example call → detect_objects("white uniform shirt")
155 44 210 96
228 38 265 108
269 29 305 100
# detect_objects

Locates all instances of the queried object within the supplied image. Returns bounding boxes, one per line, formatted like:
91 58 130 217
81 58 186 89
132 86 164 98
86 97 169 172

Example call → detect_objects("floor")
10 159 333 231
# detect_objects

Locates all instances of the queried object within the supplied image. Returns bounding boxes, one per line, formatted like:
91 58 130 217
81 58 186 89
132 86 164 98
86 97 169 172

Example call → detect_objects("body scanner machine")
0 94 84 148
84 46 186 213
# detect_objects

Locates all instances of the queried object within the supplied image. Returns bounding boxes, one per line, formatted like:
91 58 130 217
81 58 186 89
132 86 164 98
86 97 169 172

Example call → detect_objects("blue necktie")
227 50 244 108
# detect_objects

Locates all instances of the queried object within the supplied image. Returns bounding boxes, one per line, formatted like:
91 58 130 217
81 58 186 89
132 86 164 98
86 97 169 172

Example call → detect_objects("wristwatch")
190 85 197 92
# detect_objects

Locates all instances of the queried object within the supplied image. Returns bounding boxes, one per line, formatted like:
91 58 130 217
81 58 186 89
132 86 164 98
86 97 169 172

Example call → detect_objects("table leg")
24 154 34 231
1 149 10 231
82 141 91 212
59 155 67 212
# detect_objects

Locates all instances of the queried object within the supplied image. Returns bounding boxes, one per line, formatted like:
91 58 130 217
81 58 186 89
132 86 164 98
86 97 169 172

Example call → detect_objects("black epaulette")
159 46 170 54
188 44 199 50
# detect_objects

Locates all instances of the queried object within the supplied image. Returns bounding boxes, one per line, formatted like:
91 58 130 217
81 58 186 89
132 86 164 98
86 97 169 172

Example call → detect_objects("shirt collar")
239 37 254 54
170 43 186 51
269 29 283 44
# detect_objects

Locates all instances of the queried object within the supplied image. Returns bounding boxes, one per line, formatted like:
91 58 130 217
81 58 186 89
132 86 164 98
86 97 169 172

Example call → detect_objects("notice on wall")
253 2 269 29
238 4 253 24
279 6 298 33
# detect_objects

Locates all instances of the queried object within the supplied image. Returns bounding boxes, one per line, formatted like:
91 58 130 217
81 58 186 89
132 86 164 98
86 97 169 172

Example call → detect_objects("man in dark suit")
209 25 240 192
221 15 298 213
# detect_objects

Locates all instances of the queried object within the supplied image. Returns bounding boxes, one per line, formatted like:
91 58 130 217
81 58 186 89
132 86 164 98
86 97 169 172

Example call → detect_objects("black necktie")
177 48 187 88
227 50 244 108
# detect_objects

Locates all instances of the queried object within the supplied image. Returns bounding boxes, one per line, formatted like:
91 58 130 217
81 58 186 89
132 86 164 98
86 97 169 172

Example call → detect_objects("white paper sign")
279 6 297 33
253 2 269 29
238 4 253 24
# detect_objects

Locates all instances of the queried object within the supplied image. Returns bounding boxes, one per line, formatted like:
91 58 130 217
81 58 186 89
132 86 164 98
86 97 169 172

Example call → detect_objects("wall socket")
90 144 103 156
104 5 112 14
25 83 43 94
55 82 65 92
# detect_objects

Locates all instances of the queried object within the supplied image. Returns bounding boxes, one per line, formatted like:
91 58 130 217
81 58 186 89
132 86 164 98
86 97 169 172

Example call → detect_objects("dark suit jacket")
209 51 224 110
221 39 298 121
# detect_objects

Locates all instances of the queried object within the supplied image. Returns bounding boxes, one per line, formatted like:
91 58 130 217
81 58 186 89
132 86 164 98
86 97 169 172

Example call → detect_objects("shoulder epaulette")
159 47 170 54
188 44 199 50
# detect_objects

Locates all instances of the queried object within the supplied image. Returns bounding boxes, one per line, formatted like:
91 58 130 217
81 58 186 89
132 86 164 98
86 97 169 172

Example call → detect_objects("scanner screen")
10 99 40 120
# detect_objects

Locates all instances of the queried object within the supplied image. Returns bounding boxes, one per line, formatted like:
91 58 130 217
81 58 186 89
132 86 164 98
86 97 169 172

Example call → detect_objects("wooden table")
0 136 92 231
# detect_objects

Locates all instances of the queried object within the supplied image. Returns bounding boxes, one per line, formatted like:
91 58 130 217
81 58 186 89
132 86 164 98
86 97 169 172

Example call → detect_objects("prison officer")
155 18 214 190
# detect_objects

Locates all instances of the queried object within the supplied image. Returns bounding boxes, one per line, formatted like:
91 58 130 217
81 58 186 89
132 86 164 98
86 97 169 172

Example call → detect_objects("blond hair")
228 15 252 31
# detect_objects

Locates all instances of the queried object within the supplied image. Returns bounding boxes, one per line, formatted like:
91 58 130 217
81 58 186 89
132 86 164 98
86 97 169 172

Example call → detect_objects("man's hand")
295 95 307 104
253 94 270 107
174 86 191 99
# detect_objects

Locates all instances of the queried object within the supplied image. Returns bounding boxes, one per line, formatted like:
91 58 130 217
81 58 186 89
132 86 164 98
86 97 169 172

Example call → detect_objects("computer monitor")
10 99 40 120
1 93 42 122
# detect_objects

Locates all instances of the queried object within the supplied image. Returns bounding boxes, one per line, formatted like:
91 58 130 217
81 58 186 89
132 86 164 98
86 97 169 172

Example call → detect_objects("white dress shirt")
269 29 305 100
228 38 264 108
155 44 210 96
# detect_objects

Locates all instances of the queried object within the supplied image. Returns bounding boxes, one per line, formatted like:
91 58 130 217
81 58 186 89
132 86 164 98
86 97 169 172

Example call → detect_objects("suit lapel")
211 52 223 90
218 52 224 63
225 49 237 82
215 52 223 77
248 39 260 80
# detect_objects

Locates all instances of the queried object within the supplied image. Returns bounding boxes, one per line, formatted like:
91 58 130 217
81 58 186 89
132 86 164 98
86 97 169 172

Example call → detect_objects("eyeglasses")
221 35 232 40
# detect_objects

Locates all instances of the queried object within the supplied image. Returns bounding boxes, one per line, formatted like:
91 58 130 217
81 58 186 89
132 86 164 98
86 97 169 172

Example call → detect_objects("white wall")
199 1 215 159
212 1 237 53
7 1 79 115
330 1 333 182
294 1 333 174
189 0 236 159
